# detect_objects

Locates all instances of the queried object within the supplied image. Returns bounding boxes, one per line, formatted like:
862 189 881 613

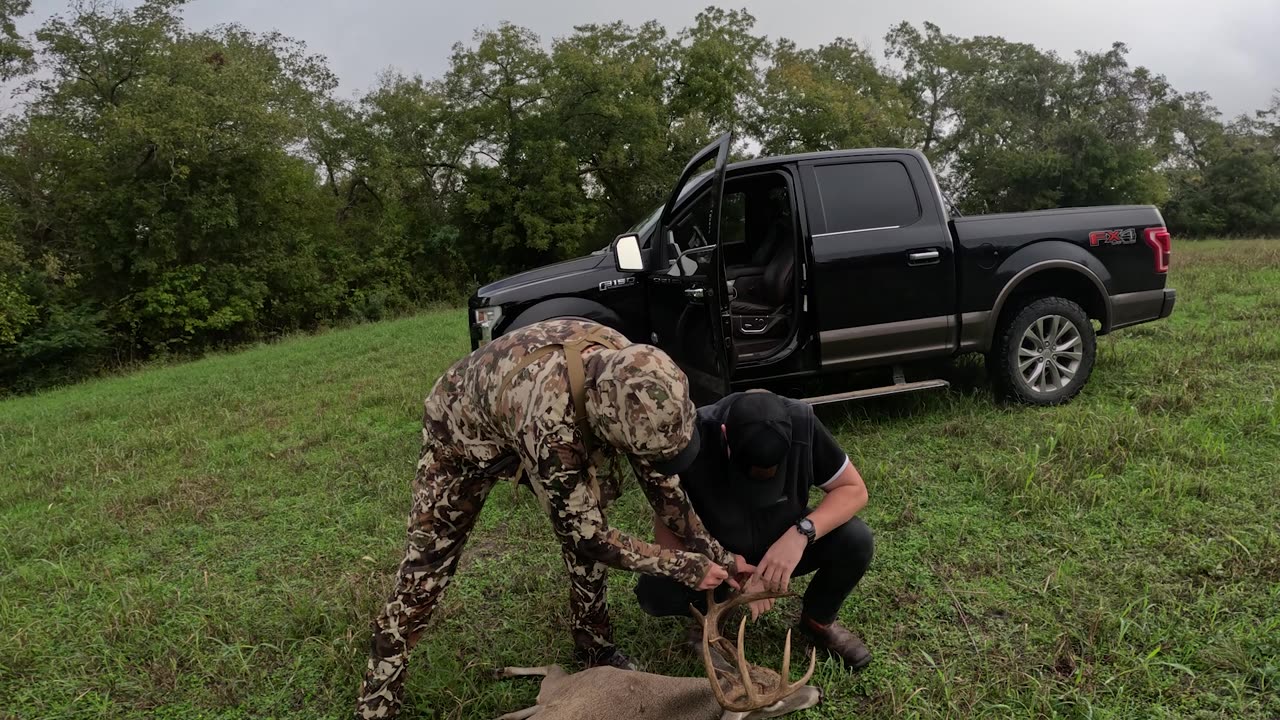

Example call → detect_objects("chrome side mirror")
612 234 645 272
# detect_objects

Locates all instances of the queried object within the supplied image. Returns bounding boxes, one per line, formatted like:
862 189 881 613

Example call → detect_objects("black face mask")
723 392 794 508
725 394 792 459
728 460 788 509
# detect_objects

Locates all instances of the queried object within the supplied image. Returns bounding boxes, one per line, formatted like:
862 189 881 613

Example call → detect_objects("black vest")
680 393 817 561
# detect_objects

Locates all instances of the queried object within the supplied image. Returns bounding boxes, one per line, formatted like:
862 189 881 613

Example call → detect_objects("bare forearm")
808 483 866 539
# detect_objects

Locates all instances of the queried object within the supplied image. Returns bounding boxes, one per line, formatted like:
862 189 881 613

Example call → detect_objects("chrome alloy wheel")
1017 315 1083 394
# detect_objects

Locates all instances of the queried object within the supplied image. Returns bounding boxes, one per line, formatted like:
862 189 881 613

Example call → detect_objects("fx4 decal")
1089 228 1136 247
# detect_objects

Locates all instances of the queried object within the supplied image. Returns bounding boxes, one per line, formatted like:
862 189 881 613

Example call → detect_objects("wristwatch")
794 517 816 545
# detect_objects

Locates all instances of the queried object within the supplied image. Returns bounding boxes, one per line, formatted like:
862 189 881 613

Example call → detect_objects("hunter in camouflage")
354 318 741 719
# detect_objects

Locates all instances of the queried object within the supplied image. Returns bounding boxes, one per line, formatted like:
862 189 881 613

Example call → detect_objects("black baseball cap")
725 392 792 507
649 421 702 476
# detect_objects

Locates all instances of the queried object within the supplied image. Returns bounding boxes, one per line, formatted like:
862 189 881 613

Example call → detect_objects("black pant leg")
634 517 872 623
791 516 874 624
634 574 733 618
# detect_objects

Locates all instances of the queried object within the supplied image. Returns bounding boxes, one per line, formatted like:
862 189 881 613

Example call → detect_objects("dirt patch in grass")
103 473 229 523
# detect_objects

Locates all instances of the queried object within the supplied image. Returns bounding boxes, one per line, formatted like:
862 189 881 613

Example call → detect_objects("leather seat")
731 245 793 315
730 215 795 316
723 188 796 349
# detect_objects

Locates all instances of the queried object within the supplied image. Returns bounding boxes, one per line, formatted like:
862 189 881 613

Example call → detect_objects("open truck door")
611 132 733 404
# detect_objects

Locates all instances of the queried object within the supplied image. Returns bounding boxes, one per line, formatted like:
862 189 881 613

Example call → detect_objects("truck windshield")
626 204 663 236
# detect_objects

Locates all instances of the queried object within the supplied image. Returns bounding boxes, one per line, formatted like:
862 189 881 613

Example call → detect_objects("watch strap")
795 518 816 545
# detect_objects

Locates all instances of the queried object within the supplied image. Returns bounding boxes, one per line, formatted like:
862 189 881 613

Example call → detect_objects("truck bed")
951 205 1162 247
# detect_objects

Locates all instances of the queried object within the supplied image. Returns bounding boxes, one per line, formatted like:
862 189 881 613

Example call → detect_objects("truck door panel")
800 156 957 370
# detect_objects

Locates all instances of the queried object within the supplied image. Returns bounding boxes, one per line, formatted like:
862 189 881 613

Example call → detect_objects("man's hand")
728 555 756 591
698 553 759 591
742 573 776 620
754 528 807 593
696 561 729 590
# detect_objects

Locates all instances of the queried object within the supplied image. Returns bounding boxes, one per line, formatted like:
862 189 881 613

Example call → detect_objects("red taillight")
1144 227 1171 273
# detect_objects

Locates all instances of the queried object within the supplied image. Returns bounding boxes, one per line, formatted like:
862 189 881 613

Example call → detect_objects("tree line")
1 0 1277 393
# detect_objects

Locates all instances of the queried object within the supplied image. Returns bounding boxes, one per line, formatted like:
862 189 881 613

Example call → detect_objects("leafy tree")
551 20 682 232
0 0 347 388
0 0 32 79
884 21 974 158
752 37 913 155
1160 92 1280 236
888 25 1171 212
669 7 766 142
1256 94 1280 150
442 23 596 276
1 6 1278 393
1165 131 1280 237
0 209 34 344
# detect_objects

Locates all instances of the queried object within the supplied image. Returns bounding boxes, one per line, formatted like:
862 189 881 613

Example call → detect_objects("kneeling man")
634 390 874 669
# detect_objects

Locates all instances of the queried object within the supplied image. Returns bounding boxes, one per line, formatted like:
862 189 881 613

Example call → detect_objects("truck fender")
985 240 1113 348
505 298 629 338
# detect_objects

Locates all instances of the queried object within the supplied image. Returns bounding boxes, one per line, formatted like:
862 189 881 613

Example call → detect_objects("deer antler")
689 589 817 712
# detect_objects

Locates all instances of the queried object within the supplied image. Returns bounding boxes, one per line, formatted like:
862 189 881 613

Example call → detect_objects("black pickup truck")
468 133 1176 406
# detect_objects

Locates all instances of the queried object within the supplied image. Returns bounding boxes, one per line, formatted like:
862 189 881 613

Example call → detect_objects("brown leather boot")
798 616 872 670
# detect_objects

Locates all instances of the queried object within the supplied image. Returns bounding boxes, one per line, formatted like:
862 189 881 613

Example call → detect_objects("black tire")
987 296 1097 406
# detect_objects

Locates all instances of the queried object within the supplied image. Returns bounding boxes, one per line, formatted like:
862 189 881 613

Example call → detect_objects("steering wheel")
688 225 709 249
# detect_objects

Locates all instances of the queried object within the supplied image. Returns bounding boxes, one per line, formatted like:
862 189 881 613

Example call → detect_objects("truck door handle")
908 249 941 266
684 287 706 299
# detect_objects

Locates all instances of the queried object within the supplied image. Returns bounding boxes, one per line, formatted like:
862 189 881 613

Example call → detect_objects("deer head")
690 589 817 713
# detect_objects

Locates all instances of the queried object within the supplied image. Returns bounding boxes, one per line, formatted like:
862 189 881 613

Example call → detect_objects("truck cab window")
720 190 747 249
813 161 921 234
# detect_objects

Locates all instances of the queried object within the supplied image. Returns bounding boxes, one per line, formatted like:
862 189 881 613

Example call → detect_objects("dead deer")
492 590 821 720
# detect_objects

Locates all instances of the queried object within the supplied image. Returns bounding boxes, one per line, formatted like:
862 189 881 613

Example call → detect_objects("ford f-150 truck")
468 133 1176 406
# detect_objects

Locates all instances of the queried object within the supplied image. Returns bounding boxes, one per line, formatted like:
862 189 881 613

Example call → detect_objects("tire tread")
988 296 1097 406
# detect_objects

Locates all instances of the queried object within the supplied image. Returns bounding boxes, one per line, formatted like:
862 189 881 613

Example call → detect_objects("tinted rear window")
813 161 921 234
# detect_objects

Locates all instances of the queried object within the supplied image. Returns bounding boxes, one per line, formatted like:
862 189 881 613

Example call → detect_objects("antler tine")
749 636 818 708
700 595 740 711
786 646 818 694
780 628 792 682
776 629 816 693
711 588 793 617
698 588 815 713
735 615 763 707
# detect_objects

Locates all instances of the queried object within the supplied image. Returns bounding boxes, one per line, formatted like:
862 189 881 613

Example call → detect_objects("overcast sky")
20 0 1280 119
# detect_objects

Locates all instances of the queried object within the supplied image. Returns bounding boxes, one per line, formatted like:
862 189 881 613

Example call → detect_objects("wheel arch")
503 297 632 339
986 255 1112 349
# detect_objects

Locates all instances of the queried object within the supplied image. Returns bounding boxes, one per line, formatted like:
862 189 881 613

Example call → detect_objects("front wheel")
988 296 1097 406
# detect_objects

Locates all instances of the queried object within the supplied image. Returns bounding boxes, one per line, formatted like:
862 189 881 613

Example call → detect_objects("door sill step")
801 379 950 406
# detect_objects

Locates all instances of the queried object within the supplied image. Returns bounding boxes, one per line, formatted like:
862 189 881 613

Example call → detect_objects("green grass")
2 239 1279 720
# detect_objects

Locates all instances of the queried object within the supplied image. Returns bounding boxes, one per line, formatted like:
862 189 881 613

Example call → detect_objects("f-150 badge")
1089 228 1136 246
599 277 637 291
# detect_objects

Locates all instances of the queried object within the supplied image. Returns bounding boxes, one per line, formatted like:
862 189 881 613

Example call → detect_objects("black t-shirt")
809 420 852 490
678 393 851 560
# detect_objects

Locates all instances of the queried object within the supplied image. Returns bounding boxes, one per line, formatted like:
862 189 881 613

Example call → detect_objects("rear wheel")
988 296 1096 406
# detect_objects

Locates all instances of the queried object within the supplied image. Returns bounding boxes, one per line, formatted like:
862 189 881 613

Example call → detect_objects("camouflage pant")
353 443 615 719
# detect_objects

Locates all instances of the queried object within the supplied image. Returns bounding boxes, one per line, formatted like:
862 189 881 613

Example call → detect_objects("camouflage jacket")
423 318 735 588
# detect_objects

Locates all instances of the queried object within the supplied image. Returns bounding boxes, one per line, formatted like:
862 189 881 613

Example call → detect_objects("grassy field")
2 240 1278 720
